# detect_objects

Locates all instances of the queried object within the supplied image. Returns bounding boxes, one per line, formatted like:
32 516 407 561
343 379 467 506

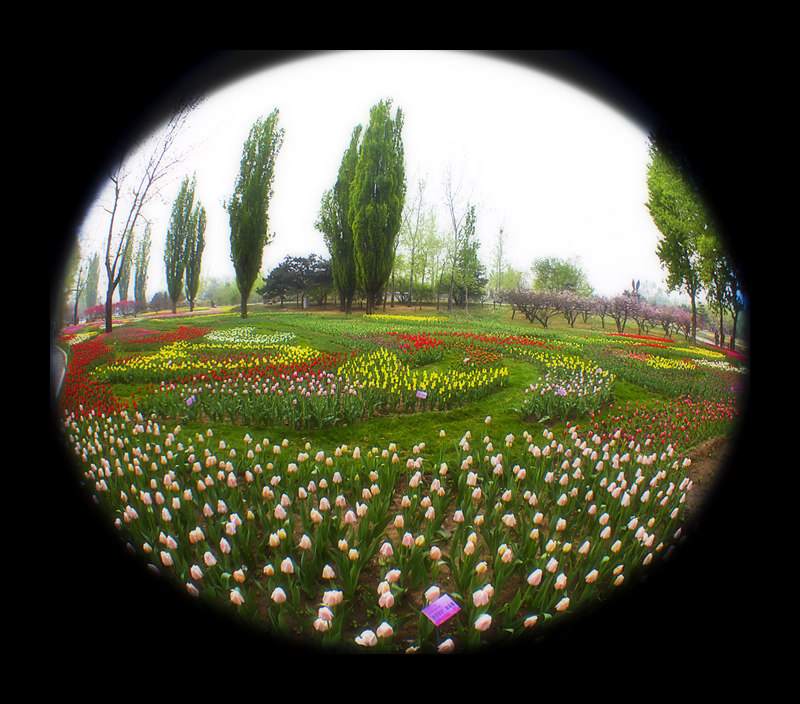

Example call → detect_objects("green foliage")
185 204 207 310
165 175 198 311
134 223 152 311
531 255 591 295
227 110 284 315
84 253 100 310
645 131 708 337
349 100 406 314
317 126 362 314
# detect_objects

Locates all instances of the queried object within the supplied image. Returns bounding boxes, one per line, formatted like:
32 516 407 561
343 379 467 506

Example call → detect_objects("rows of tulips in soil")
56 315 743 652
64 406 693 652
585 343 744 402
131 343 509 429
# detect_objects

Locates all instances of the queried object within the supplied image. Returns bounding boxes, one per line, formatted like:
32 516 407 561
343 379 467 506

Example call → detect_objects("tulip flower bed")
518 358 615 422
55 310 745 653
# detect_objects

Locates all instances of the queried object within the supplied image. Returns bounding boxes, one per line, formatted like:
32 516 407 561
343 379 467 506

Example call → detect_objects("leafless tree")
101 96 200 332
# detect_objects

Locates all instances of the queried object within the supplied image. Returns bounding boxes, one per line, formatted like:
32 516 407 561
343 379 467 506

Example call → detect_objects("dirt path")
684 435 732 521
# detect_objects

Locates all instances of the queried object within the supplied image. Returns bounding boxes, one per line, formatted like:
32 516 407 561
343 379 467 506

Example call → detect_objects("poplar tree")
84 253 100 310
316 125 362 314
134 222 152 313
227 109 284 318
118 229 135 302
349 100 406 315
185 204 206 311
165 175 197 314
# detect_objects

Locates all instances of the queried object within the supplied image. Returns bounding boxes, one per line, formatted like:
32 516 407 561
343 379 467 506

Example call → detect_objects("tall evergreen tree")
134 222 152 313
165 176 198 314
227 110 284 318
84 253 100 310
316 125 362 314
185 204 207 311
349 100 406 315
118 228 135 302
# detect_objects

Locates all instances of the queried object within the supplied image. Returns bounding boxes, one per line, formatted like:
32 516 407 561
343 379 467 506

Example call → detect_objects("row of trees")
502 284 697 339
164 175 206 314
645 130 746 349
315 100 407 315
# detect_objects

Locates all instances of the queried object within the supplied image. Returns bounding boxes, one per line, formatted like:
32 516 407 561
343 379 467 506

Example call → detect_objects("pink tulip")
322 564 336 579
378 591 395 608
474 614 492 631
270 586 286 604
281 557 294 574
437 638 455 653
527 569 542 586
555 597 570 612
355 629 377 647
230 589 245 606
424 586 440 604
473 589 489 607
376 622 394 639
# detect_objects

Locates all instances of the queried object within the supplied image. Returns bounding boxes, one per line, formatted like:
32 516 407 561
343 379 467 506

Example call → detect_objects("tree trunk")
241 292 248 318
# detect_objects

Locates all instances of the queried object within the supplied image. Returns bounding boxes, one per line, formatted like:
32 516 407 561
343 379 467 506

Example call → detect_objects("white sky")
79 50 681 303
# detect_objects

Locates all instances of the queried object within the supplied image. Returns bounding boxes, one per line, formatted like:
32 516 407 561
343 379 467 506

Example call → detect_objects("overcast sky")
79 50 681 303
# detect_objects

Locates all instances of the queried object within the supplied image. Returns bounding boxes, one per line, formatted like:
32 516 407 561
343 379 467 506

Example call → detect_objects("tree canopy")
227 109 284 317
348 99 406 315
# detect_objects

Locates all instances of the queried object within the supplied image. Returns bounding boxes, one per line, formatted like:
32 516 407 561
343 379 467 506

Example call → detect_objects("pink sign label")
422 593 461 626
416 390 428 399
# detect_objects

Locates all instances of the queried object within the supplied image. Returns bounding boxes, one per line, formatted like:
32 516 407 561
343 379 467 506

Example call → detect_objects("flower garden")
55 307 747 653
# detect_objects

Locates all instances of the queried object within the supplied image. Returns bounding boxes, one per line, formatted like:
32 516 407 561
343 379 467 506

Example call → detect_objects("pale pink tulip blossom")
281 557 294 574
386 569 402 584
474 614 492 631
424 586 440 604
376 622 394 639
527 569 542 586
473 589 490 607
355 629 377 647
438 638 455 653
